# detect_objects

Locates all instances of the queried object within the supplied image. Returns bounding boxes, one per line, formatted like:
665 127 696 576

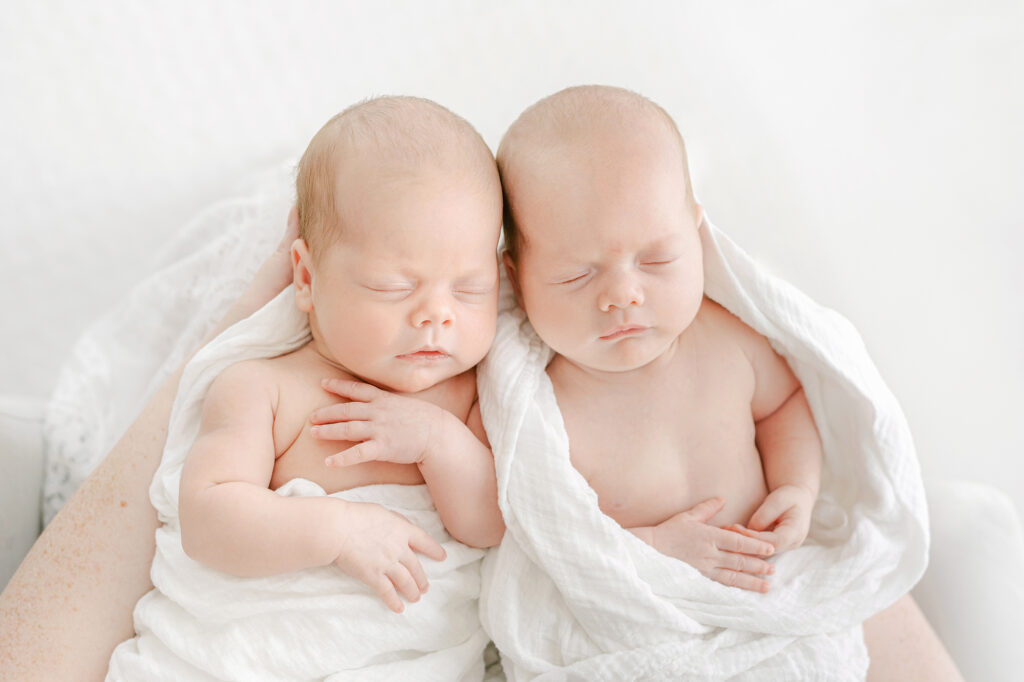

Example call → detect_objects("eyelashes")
551 257 679 285
554 272 589 285
363 284 494 299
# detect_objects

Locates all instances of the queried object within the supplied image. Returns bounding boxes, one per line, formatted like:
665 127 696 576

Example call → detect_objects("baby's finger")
310 401 372 425
679 497 726 523
385 563 421 604
325 441 382 468
321 378 383 403
748 496 791 532
400 552 430 593
716 551 775 576
724 524 776 544
768 521 802 553
313 420 373 443
708 568 770 594
372 574 405 613
408 528 447 563
712 528 775 557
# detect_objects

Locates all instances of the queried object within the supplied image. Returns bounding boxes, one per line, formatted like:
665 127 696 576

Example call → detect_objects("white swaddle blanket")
476 217 929 681
106 287 490 682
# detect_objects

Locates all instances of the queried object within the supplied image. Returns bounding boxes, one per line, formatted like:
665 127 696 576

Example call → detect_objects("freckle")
120 500 127 508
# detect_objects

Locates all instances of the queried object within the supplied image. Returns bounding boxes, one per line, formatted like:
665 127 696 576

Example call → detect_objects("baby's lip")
600 325 649 341
397 347 451 362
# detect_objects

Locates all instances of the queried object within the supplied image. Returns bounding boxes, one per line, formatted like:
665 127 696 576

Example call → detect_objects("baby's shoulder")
210 343 320 398
206 357 284 406
696 297 767 355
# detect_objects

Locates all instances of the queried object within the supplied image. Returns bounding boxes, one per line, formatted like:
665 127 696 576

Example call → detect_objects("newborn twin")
114 87 825 680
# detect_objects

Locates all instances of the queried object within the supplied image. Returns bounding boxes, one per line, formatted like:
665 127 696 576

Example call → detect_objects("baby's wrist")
629 525 657 547
418 406 459 465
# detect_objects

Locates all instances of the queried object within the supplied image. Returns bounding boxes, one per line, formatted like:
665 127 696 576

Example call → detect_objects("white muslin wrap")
476 217 929 681
106 287 490 682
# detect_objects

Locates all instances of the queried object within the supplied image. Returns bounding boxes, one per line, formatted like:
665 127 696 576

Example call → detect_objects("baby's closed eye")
550 270 591 286
362 283 415 299
638 254 679 267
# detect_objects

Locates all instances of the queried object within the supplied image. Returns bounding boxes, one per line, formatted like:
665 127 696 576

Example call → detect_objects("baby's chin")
371 364 470 396
565 339 679 374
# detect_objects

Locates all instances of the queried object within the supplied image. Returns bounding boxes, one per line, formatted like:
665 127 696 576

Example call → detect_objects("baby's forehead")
505 88 680 154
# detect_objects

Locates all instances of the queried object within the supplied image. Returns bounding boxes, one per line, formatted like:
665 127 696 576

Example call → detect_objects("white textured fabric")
42 161 297 524
106 288 490 681
477 217 929 681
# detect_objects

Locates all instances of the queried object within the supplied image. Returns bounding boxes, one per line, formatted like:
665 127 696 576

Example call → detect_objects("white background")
1 1 1021 515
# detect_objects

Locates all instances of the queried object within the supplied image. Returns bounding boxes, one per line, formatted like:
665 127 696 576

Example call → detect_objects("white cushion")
912 479 1024 682
0 396 45 590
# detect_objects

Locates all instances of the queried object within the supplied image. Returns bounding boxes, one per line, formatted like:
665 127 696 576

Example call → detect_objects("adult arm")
0 211 298 681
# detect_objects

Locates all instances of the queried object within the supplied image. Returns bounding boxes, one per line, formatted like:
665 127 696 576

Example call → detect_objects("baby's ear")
291 239 315 312
502 251 524 307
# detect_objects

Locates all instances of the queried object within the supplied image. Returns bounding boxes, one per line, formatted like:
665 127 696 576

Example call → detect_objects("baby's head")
499 85 704 373
293 96 502 393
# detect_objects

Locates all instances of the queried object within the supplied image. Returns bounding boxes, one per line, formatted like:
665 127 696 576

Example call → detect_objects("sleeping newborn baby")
499 85 823 591
473 86 897 680
106 96 504 681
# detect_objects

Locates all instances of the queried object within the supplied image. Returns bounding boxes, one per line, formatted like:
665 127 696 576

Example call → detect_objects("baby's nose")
410 294 454 327
598 272 644 311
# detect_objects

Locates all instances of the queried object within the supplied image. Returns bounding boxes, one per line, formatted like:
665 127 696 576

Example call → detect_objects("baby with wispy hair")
106 96 505 681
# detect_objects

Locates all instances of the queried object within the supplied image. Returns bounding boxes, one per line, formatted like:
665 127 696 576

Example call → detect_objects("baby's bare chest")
267 351 475 494
558 345 767 529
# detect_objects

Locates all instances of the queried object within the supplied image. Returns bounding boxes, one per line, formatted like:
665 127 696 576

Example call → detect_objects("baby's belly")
583 444 769 530
270 428 424 494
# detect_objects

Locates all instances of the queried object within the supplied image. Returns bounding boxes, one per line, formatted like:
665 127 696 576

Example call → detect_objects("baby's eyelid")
641 256 679 265
365 283 414 292
552 271 590 285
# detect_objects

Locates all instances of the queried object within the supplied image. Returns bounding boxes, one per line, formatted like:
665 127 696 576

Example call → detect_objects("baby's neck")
547 334 688 393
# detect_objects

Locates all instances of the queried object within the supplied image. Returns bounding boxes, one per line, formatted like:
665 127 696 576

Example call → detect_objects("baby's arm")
179 364 445 611
311 379 505 549
179 362 339 574
730 325 823 552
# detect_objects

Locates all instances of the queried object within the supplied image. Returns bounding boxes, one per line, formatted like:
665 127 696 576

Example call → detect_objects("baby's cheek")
462 314 498 363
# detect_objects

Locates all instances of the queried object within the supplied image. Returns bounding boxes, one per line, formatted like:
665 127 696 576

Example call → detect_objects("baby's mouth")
600 325 649 341
397 348 451 362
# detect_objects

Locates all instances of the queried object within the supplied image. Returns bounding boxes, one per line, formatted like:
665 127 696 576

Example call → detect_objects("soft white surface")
42 162 295 523
2 2 1021 520
0 397 45 589
912 479 1024 682
107 288 489 681
477 218 928 680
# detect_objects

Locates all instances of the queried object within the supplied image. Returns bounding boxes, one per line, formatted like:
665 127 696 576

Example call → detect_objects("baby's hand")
331 500 447 613
642 497 777 593
725 484 815 555
311 378 447 467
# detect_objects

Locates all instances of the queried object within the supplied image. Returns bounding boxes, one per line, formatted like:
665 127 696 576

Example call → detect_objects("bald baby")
298 96 500 259
499 85 823 593
177 95 505 620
